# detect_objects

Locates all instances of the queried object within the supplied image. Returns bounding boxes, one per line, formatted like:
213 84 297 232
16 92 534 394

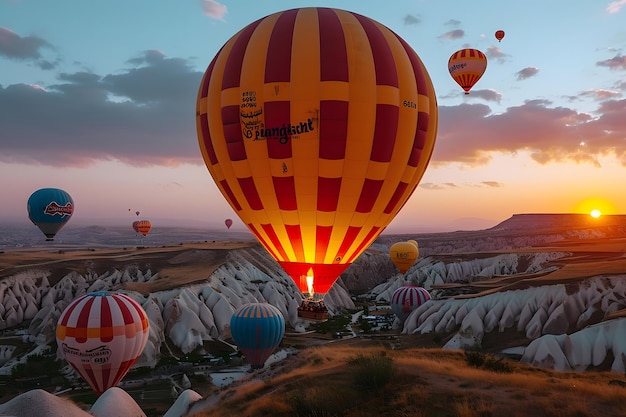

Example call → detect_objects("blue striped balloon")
230 303 285 368
27 188 74 241
391 286 431 322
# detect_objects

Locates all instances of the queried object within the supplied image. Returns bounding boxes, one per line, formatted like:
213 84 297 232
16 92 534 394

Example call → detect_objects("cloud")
465 89 502 103
0 26 56 69
607 0 626 13
438 29 464 40
596 54 626 70
200 0 227 21
0 50 203 167
432 99 626 167
403 14 420 25
516 67 540 80
444 19 461 27
579 89 622 100
486 46 508 63
481 181 503 188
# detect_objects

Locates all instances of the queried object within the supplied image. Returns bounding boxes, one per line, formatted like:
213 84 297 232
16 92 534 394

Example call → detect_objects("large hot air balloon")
136 220 151 236
390 286 430 322
196 7 438 317
230 303 285 368
225 218 233 229
389 241 419 274
448 48 487 94
27 188 74 241
495 30 505 42
56 291 149 395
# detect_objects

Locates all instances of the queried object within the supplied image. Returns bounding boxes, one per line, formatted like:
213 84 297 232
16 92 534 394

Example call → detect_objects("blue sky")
2 0 626 233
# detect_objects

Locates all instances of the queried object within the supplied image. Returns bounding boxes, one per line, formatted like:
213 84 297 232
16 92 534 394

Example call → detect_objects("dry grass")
190 343 626 417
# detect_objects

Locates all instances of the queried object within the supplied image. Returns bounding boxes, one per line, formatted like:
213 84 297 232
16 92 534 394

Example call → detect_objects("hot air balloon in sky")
390 285 430 322
389 241 419 274
230 303 285 368
196 7 438 317
495 30 505 42
131 220 140 233
27 188 74 241
448 48 487 94
225 218 233 229
136 220 151 236
56 291 149 395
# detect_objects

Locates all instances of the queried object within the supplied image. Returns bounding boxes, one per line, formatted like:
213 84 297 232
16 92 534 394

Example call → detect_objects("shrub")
464 351 512 373
347 352 394 390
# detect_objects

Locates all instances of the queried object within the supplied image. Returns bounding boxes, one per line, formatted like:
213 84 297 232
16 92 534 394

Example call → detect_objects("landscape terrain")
0 213 626 416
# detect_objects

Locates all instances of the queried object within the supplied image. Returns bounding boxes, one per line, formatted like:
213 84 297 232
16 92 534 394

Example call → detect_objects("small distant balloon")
391 286 431 322
225 218 233 229
448 48 487 94
135 211 140 217
56 291 149 395
136 220 152 236
132 220 140 233
230 303 285 368
495 30 505 42
389 241 419 274
27 188 74 241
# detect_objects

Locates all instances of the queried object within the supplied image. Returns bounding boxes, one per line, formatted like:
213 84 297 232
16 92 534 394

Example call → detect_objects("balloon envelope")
225 218 233 229
230 303 285 368
56 291 149 395
389 241 419 274
197 7 438 298
27 188 74 241
495 30 505 42
136 220 151 236
391 286 430 322
448 48 487 94
131 220 140 233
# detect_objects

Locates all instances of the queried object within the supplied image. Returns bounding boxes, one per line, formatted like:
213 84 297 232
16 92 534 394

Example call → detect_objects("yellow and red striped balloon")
56 292 149 395
197 7 438 298
448 48 487 94
136 219 151 236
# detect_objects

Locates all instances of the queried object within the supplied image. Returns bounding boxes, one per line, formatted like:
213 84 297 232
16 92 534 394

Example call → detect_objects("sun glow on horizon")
575 198 617 216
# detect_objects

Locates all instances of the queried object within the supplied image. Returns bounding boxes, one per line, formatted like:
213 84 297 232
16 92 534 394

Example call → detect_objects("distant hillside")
489 213 626 232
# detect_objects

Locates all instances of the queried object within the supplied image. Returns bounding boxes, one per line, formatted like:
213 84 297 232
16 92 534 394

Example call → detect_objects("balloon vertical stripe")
319 100 349 160
319 8 348 81
197 7 437 298
265 10 296 83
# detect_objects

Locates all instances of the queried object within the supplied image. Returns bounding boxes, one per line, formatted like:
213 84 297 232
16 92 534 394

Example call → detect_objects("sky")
1 0 626 234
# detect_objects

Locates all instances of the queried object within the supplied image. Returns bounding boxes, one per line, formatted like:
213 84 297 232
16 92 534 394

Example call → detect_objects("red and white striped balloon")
390 286 430 322
56 292 149 395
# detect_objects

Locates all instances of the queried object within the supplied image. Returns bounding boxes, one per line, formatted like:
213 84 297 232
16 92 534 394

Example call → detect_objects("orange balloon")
389 241 419 274
136 220 151 237
495 30 505 42
197 7 438 298
448 48 487 94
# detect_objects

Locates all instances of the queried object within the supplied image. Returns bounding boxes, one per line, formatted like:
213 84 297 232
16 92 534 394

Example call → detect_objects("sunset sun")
575 198 616 218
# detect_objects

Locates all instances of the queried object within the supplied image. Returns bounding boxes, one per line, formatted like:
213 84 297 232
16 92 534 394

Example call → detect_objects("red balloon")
225 218 233 229
495 30 505 42
56 292 149 395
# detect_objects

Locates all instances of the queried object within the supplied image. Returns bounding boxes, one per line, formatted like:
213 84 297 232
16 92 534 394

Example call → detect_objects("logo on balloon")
44 201 73 216
62 343 111 365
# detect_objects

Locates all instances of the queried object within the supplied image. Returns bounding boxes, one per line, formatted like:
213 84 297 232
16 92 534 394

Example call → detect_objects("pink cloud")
200 0 227 21
516 67 539 80
607 0 626 13
432 99 626 167
438 29 464 40
596 54 626 70
579 89 622 100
